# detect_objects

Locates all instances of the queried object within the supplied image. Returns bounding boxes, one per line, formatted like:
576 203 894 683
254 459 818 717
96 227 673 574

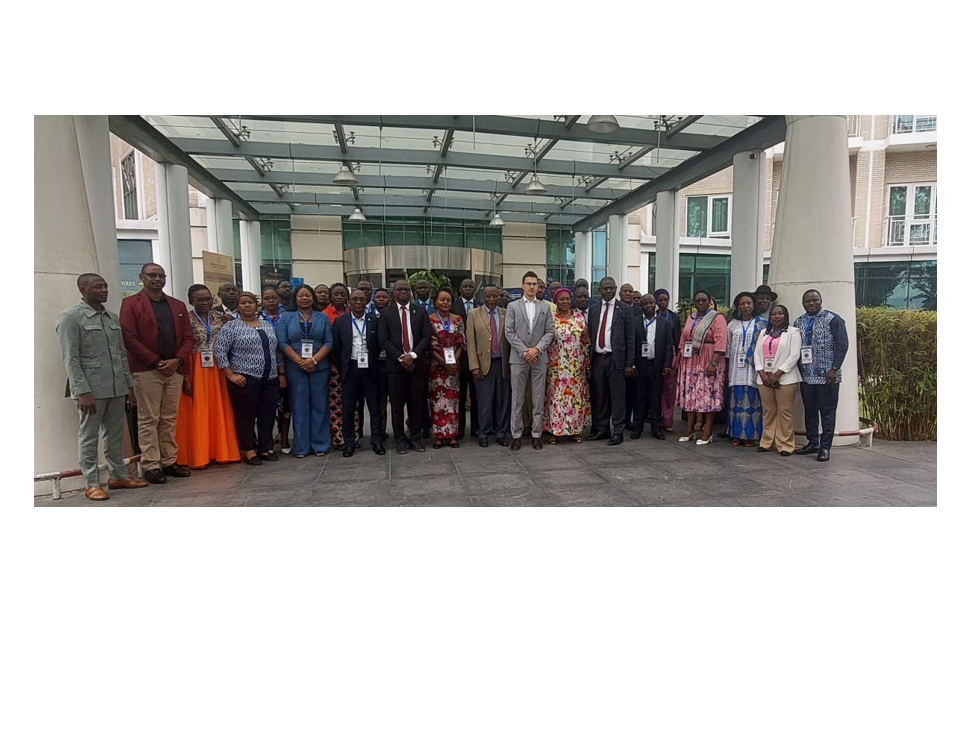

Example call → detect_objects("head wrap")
653 288 669 300
554 287 573 301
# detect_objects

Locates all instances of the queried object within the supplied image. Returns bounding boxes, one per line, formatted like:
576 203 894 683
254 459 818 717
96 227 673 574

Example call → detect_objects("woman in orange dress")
175 284 240 468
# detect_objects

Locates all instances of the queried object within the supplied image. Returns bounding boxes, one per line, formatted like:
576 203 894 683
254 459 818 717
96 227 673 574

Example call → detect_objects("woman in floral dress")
677 289 727 445
324 282 358 450
543 287 591 444
428 286 466 448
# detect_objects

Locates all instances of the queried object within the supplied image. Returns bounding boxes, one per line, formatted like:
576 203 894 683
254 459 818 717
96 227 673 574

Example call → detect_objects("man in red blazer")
119 263 195 484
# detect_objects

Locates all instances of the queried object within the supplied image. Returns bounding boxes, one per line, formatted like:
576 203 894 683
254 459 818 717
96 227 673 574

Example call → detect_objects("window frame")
685 193 732 239
885 182 937 246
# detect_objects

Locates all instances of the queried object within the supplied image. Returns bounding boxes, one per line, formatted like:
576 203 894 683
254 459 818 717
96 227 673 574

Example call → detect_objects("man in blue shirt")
413 279 435 315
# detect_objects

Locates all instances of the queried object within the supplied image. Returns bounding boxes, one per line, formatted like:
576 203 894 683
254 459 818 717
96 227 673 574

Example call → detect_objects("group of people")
56 263 849 501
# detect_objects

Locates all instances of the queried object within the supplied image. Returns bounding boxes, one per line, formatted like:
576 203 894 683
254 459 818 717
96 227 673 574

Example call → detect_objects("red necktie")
488 308 499 355
598 302 609 349
401 306 411 353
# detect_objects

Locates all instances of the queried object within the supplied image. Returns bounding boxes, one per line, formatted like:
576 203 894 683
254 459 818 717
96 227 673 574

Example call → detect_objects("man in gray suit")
504 271 554 451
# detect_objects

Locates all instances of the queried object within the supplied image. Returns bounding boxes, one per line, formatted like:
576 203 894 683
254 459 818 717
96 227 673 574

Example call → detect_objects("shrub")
855 307 937 441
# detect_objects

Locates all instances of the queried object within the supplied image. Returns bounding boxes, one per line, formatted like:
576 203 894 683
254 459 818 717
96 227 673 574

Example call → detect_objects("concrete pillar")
574 230 592 287
206 197 235 257
654 190 680 300
769 115 859 446
74 116 122 312
34 116 103 495
155 162 193 300
240 219 262 294
730 150 766 302
606 214 628 287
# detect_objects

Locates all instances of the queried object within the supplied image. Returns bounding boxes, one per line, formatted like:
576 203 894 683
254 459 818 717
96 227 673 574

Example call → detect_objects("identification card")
763 357 776 372
683 343 693 358
200 350 215 368
357 352 369 369
736 354 747 368
300 339 314 359
443 348 456 365
641 343 651 359
800 346 814 364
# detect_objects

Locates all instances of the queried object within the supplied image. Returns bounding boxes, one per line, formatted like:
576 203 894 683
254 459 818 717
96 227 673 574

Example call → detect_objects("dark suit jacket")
378 302 432 373
633 312 676 375
119 290 194 375
332 312 381 381
587 299 635 370
450 298 477 368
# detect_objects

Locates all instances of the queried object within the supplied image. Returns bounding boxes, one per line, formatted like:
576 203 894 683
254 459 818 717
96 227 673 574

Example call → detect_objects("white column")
654 190 680 300
206 197 235 257
730 150 765 303
240 219 262 294
770 115 858 446
74 115 122 312
606 214 628 287
34 116 102 496
574 230 592 285
155 162 193 300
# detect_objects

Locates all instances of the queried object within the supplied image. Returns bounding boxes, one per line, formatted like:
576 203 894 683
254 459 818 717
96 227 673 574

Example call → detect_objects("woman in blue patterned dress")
725 291 764 446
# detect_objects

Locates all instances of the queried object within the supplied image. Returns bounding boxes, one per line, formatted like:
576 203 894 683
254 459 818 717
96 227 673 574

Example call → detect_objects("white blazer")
753 325 802 385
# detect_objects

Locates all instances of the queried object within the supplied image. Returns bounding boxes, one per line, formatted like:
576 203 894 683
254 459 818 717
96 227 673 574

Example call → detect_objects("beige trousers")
133 369 184 471
757 382 799 453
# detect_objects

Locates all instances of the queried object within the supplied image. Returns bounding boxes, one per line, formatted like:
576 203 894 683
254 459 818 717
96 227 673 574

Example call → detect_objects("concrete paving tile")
394 494 473 507
460 472 541 495
613 481 712 507
544 484 640 507
528 469 610 489
451 452 527 475
595 464 670 484
469 487 557 507
308 480 393 507
695 477 783 500
391 475 467 499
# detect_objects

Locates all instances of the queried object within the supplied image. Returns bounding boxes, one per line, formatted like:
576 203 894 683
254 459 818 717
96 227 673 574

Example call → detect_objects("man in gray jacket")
56 273 147 501
504 271 554 451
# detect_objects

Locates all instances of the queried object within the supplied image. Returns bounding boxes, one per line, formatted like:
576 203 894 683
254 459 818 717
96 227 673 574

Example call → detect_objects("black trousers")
473 360 511 439
389 365 428 442
227 375 279 453
343 366 383 446
800 382 840 450
358 362 390 439
624 375 637 427
633 359 665 435
458 355 479 438
590 353 627 437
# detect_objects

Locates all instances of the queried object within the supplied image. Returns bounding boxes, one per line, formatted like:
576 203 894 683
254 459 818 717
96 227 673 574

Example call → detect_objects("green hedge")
856 308 937 441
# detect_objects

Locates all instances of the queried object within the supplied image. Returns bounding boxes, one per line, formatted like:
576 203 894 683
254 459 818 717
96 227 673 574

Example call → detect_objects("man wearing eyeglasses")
119 263 195 484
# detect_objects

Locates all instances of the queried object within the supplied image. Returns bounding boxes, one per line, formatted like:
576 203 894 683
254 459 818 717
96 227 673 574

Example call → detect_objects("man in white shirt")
213 282 239 318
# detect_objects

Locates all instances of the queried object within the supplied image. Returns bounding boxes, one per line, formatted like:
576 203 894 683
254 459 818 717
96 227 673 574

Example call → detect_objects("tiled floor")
35 431 937 508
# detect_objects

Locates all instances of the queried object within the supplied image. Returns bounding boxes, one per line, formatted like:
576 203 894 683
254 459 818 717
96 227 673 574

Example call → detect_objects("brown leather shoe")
532 438 543 450
107 477 148 489
84 486 109 501
510 438 522 451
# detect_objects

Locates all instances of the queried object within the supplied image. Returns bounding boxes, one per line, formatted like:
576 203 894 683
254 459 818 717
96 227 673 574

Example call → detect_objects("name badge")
641 343 651 359
800 346 814 364
443 348 456 365
683 342 693 358
200 350 215 368
300 339 314 359
357 352 369 369
763 357 776 372
736 354 747 368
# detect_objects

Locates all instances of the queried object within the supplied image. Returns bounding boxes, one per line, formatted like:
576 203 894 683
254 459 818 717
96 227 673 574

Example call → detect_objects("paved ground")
35 429 937 507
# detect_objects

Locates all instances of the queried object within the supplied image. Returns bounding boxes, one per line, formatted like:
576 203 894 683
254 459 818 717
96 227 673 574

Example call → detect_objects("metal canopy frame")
121 115 785 229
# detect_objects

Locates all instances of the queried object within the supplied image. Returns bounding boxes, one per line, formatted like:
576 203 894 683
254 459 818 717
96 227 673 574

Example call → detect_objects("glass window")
260 219 291 265
886 183 936 245
711 197 729 235
892 115 937 134
121 152 138 220
117 239 152 297
686 196 707 237
685 194 730 238
591 227 608 290
678 253 731 305
546 226 576 286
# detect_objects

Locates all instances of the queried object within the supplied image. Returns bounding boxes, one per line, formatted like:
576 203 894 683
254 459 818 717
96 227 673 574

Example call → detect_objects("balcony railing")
892 115 937 134
886 214 937 246
847 115 861 137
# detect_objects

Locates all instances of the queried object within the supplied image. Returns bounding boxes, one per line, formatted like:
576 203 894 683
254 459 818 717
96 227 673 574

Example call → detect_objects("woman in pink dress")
677 290 727 445
543 288 591 443
428 286 466 448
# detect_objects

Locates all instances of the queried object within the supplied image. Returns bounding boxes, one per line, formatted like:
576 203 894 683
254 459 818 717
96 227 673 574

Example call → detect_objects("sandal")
569 435 582 444
548 435 558 444
432 440 444 450
743 440 756 448
449 440 459 449
315 451 327 457
295 454 307 459
730 438 742 446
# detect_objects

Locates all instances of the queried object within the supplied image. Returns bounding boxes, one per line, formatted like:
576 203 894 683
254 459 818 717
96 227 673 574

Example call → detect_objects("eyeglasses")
143 273 166 279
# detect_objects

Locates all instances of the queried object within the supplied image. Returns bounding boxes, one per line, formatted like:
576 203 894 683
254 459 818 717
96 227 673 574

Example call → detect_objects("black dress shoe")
496 436 509 447
478 438 489 448
532 438 543 450
258 452 279 462
585 432 608 441
795 444 820 456
162 463 191 477
396 440 409 455
780 450 792 457
630 431 642 440
342 448 354 458
372 443 386 456
817 449 830 462
757 446 771 452
510 438 522 451
144 468 166 484
652 431 665 440
608 435 624 446
410 440 426 453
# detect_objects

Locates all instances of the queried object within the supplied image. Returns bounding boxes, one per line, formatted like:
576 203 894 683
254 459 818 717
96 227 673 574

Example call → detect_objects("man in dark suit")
451 278 479 439
586 276 635 445
631 293 676 440
332 289 385 457
378 279 432 454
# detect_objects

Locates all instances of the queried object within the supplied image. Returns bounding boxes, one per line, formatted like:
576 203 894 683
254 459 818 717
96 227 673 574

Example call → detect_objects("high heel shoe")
695 434 714 446
678 432 699 443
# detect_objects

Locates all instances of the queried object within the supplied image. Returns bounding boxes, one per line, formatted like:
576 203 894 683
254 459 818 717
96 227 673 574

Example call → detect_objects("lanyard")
192 310 212 344
262 311 279 326
740 318 756 349
804 315 816 345
644 317 656 333
766 331 782 357
352 316 366 339
299 312 313 337
657 310 670 322
436 311 452 333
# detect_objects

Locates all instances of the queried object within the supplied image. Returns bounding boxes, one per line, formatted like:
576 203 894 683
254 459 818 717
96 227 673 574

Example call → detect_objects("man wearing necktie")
451 279 479 440
465 285 511 448
586 277 635 445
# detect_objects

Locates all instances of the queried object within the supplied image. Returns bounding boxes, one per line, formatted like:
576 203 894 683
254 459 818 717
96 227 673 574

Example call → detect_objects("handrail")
35 454 142 500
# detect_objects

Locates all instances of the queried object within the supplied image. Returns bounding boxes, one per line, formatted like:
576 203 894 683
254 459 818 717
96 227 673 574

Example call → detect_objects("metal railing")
885 214 937 246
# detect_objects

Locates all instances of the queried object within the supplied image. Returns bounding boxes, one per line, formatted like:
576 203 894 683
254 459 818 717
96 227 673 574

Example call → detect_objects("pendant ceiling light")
587 115 620 134
490 212 505 227
333 164 360 185
524 173 547 195
349 207 366 222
